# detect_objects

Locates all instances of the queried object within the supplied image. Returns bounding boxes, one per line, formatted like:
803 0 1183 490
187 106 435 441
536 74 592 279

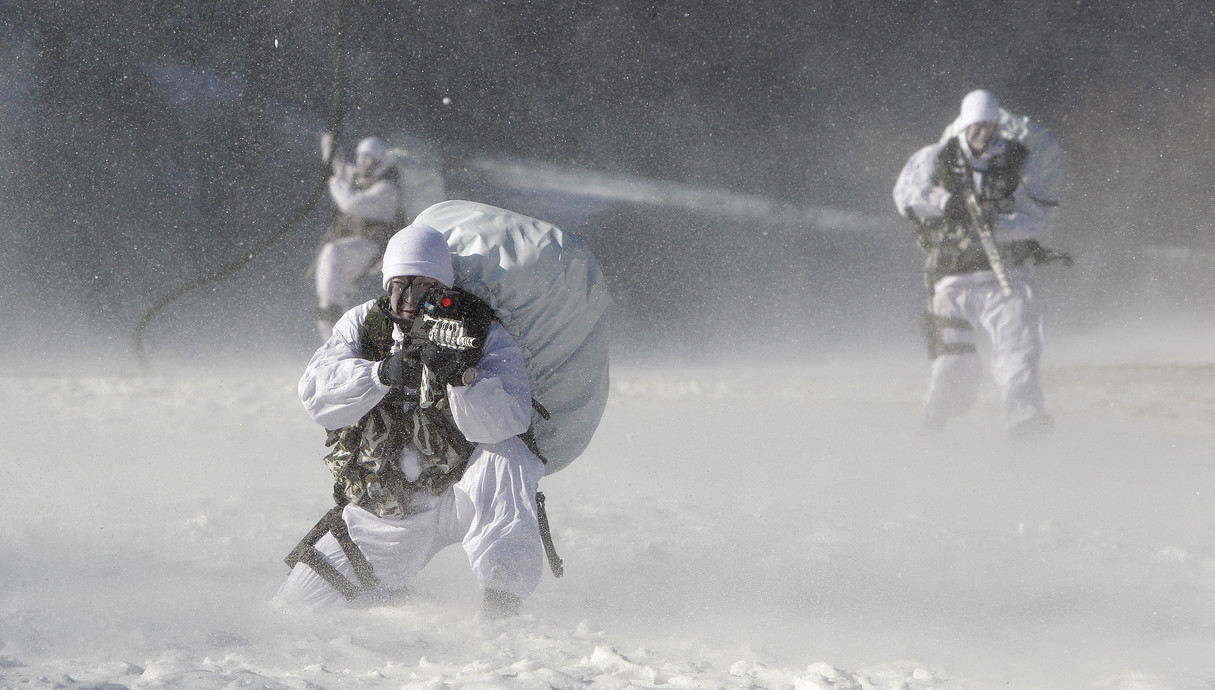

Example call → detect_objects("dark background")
1 0 1212 362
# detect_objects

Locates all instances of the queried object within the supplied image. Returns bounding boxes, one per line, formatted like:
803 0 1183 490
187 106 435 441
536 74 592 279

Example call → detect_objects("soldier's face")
965 122 999 153
356 152 379 176
389 276 442 319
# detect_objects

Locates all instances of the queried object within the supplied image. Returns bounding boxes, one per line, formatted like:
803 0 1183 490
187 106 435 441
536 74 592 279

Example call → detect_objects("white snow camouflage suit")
893 131 1055 430
275 299 545 608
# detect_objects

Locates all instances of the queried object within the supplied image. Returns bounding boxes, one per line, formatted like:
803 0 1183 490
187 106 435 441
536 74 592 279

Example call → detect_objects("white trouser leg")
924 272 1049 428
274 533 358 610
978 277 1047 428
273 494 452 609
453 438 546 600
315 236 380 310
273 439 545 609
924 283 982 421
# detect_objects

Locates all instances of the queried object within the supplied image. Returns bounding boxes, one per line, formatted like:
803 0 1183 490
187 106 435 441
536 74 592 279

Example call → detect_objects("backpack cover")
940 108 1063 204
412 200 611 473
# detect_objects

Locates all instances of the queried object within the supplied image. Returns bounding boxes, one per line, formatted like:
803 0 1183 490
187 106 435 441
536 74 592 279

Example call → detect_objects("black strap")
521 400 553 466
1027 193 1059 208
287 493 565 600
537 492 564 578
327 508 379 590
935 315 972 331
938 342 977 355
920 311 978 360
932 314 976 356
284 506 380 601
531 399 552 420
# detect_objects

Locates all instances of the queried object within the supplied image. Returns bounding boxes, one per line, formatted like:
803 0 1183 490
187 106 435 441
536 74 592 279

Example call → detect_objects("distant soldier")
313 134 448 340
893 89 1071 435
314 136 403 340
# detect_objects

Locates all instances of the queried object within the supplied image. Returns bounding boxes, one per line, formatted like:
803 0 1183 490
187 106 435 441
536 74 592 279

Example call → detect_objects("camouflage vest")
920 137 1035 287
321 293 489 518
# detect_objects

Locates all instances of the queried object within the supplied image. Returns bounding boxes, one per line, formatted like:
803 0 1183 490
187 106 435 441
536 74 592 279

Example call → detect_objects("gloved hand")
377 344 423 389
943 192 969 223
418 342 474 387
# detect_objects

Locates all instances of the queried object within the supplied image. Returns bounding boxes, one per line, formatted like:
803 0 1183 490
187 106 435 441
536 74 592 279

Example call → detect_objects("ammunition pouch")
324 391 475 519
918 216 990 281
320 291 496 519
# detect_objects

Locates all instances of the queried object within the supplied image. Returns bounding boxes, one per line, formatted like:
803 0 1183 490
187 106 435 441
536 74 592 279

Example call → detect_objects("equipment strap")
536 492 564 578
920 312 977 360
284 505 380 601
1027 192 1059 208
938 342 977 356
287 492 565 601
934 312 977 356
935 315 972 330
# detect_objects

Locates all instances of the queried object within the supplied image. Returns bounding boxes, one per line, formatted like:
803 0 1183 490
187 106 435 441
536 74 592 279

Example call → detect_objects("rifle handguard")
963 190 1013 297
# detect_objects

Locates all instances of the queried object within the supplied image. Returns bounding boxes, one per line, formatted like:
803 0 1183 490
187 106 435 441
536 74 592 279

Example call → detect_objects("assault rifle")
413 287 487 351
406 287 494 405
962 188 1013 297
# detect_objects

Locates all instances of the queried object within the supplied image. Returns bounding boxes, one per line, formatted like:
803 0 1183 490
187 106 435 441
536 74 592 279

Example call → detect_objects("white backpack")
413 200 611 473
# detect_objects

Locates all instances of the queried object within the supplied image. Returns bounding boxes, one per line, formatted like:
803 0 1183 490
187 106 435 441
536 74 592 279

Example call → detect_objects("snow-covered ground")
2 316 1214 690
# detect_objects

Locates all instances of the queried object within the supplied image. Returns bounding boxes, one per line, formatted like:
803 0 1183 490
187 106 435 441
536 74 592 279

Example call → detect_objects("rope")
133 0 347 366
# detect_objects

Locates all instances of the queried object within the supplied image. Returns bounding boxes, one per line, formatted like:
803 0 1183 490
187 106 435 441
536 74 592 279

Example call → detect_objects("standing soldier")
893 89 1071 435
314 136 403 340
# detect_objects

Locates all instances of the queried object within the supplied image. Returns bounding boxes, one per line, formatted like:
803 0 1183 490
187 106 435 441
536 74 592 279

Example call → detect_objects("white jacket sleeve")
328 175 400 224
446 322 533 444
298 301 391 430
893 143 950 221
